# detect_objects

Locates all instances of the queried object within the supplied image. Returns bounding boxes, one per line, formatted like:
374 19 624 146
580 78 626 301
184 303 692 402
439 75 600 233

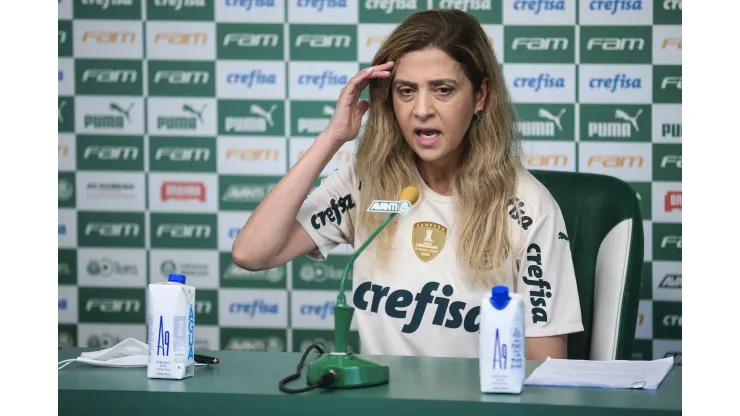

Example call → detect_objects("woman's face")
391 46 487 167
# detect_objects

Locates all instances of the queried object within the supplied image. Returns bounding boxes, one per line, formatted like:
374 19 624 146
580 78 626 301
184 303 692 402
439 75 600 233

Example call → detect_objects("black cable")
279 343 337 394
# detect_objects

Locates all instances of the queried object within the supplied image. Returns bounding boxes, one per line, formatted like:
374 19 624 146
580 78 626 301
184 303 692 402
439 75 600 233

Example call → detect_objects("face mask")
58 338 149 370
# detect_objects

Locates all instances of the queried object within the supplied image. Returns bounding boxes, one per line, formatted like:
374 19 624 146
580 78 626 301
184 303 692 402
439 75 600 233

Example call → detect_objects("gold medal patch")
412 222 448 262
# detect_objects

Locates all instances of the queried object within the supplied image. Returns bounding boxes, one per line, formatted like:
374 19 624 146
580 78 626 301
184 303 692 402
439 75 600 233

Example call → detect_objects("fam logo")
217 24 283 59
291 25 357 61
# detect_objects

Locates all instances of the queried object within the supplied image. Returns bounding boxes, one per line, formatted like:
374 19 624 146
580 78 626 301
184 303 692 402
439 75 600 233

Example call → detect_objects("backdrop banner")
57 0 681 364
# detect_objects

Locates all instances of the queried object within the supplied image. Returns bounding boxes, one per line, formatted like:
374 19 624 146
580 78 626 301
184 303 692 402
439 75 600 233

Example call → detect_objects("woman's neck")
415 153 462 196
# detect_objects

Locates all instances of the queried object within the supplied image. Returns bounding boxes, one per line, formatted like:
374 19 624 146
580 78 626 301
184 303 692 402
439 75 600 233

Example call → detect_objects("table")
58 348 681 415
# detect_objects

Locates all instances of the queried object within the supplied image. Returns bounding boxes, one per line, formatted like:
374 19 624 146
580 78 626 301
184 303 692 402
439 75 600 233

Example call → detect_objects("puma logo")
614 108 643 132
558 232 569 241
537 108 566 131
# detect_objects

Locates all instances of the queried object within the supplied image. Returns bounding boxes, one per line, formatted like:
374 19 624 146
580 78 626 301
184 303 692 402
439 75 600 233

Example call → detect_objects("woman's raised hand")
321 61 395 145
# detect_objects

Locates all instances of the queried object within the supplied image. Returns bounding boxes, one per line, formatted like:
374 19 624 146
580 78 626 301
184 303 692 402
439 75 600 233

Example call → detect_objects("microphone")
303 186 420 390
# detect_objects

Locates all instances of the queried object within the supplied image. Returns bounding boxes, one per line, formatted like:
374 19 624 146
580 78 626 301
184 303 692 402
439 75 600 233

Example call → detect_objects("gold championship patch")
412 222 448 262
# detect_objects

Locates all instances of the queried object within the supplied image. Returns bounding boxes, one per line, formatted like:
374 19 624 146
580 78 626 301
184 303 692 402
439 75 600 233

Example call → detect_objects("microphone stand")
304 213 396 389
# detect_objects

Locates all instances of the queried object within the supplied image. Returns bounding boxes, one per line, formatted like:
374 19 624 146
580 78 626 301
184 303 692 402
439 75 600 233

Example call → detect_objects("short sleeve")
514 208 585 338
295 161 359 261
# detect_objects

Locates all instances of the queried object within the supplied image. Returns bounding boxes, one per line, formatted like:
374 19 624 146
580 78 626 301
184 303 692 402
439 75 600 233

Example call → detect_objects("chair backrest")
529 169 644 361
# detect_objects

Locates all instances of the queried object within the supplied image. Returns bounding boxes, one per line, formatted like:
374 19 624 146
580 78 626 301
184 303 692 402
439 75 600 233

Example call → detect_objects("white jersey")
295 158 584 358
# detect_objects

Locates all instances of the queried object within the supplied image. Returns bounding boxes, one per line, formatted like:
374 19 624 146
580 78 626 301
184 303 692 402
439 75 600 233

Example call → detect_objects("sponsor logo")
76 59 143 95
291 102 334 135
512 73 566 91
587 0 643 14
292 256 351 290
226 69 277 88
290 24 356 61
87 258 138 277
508 197 533 230
659 274 681 289
148 61 216 97
654 65 682 103
354 280 480 333
582 105 650 141
654 144 681 181
297 70 347 89
580 26 652 64
219 100 283 135
505 25 574 63
226 148 279 161
58 97 75 132
360 0 420 23
229 299 279 316
217 23 283 60
221 328 286 351
154 31 208 45
59 20 73 56
219 176 276 210
524 154 569 169
150 137 217 172
78 288 146 323
588 73 643 93
157 103 206 131
654 223 681 261
161 181 206 202
367 200 412 215
59 174 75 207
150 213 218 249
147 0 213 20
74 0 141 19
521 243 551 323
664 190 681 212
83 102 135 130
77 135 144 171
516 104 574 140
79 214 145 248
654 0 682 24
310 194 355 230
434 0 501 23
587 155 643 168
82 31 136 44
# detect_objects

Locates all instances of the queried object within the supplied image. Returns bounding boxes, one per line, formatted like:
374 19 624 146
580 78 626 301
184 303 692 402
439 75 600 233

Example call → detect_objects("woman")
232 9 583 360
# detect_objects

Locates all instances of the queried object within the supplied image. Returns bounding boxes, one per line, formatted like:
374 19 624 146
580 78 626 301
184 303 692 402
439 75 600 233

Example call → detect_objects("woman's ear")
475 77 489 111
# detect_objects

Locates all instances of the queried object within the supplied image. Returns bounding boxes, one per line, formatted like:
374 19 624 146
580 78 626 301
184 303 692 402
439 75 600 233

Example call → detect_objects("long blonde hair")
354 9 524 290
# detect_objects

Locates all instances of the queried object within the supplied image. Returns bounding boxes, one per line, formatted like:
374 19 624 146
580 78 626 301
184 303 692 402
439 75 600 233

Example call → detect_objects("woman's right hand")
321 61 395 145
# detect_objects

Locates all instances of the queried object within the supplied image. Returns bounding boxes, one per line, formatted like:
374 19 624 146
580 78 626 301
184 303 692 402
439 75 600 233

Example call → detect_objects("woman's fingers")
341 61 395 104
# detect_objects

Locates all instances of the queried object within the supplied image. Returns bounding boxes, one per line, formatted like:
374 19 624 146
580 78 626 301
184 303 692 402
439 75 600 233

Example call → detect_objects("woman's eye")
436 87 453 95
398 88 413 95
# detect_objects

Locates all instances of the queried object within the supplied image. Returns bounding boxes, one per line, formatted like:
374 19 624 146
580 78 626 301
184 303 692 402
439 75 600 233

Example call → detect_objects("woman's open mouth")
414 129 441 146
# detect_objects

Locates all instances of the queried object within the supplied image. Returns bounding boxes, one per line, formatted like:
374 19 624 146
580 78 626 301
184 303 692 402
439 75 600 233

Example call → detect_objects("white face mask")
58 338 150 370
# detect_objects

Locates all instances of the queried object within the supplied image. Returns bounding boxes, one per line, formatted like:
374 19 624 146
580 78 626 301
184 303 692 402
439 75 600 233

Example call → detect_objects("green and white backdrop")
57 0 681 363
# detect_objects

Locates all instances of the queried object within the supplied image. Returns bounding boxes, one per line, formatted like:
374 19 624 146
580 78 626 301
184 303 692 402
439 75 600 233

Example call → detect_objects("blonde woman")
233 9 583 360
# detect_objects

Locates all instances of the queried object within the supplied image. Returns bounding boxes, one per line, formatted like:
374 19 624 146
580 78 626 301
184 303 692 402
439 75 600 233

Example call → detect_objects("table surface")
58 348 681 415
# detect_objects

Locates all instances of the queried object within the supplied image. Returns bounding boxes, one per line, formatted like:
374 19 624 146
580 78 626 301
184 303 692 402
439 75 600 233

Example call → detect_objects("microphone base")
306 353 390 389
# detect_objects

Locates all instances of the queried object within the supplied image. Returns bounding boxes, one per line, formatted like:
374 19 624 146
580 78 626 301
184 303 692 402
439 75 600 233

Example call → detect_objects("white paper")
524 357 676 390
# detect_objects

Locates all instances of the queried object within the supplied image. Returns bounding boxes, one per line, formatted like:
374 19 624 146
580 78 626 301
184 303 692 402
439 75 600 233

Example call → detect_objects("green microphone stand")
304 214 395 389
